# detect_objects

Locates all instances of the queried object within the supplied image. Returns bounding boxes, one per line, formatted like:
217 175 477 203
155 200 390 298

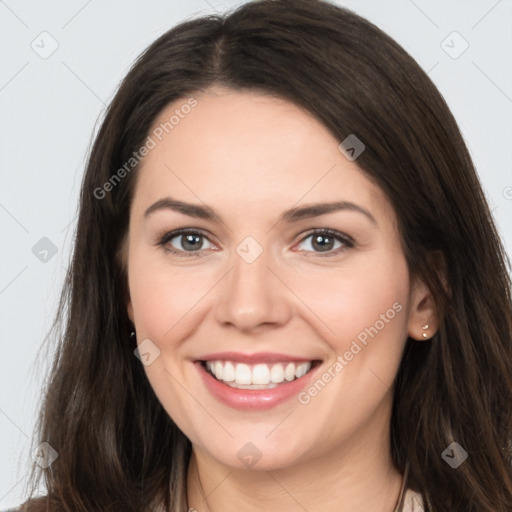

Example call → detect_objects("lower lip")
194 361 321 410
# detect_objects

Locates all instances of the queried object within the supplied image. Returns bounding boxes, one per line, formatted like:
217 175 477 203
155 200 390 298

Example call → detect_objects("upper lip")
196 352 320 364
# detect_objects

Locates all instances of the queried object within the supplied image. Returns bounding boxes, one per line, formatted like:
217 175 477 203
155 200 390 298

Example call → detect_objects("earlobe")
407 278 438 341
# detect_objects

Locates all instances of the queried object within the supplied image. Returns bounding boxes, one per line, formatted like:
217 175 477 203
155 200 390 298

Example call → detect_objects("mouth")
198 359 323 390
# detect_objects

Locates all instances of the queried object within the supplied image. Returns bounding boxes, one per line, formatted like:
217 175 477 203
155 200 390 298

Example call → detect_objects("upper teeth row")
206 360 312 385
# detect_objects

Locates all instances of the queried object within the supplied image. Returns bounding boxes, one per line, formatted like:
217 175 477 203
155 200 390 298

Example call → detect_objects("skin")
125 86 438 512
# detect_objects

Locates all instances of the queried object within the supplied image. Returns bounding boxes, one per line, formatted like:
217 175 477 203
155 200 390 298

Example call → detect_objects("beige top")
393 461 431 512
399 488 427 511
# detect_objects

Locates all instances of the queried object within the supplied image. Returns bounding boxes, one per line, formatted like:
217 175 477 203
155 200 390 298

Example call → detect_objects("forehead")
133 87 390 221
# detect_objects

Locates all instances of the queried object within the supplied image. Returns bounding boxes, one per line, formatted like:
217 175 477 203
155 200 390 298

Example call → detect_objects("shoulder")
1 496 48 512
401 487 426 511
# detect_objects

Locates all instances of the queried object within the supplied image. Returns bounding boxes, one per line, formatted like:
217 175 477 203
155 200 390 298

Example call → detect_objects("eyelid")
294 228 354 256
157 227 354 257
157 228 217 257
296 228 354 245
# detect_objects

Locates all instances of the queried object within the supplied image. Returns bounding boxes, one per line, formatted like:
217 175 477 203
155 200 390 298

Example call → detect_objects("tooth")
214 361 223 380
223 361 235 382
270 363 285 383
225 382 278 389
284 363 296 381
235 363 252 385
252 364 270 385
205 360 314 385
295 362 311 378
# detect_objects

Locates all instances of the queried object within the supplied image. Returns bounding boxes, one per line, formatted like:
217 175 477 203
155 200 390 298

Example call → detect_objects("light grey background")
1 0 511 507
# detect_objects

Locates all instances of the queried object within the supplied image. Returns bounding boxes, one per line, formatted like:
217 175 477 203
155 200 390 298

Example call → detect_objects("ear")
127 299 134 324
407 276 438 341
117 235 135 325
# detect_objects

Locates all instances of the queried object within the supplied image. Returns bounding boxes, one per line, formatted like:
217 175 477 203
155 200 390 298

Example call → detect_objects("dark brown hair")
19 0 512 510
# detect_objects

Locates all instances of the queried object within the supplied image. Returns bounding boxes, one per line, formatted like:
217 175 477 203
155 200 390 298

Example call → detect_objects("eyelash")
157 228 354 258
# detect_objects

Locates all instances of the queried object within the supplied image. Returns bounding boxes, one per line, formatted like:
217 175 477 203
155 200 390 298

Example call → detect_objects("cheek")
287 255 410 430
127 249 212 341
289 253 410 357
126 249 210 428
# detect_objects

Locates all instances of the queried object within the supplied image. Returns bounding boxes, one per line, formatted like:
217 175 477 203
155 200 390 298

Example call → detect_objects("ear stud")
421 324 429 339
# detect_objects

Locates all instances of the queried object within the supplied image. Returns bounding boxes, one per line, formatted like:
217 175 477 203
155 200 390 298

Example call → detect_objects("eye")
158 229 215 257
295 228 354 257
157 228 354 258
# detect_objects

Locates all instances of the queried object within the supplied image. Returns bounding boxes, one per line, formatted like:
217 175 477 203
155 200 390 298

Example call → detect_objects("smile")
202 360 318 389
195 358 323 410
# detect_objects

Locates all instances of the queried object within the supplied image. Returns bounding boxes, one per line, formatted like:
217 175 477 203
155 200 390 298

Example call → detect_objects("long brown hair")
20 0 512 510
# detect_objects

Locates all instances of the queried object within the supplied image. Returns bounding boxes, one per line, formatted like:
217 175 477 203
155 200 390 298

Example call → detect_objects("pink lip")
194 360 322 410
196 351 317 364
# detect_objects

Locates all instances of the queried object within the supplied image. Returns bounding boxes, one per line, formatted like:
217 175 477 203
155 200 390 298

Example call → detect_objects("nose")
213 241 293 333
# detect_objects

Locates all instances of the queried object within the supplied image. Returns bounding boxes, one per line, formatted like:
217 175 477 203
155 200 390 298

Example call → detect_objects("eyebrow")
143 197 378 226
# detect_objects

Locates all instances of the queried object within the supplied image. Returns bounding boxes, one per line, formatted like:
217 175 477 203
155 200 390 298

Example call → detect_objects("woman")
14 0 512 510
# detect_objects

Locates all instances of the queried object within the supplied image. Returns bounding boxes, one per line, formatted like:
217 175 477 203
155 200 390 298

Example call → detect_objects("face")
125 86 433 472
